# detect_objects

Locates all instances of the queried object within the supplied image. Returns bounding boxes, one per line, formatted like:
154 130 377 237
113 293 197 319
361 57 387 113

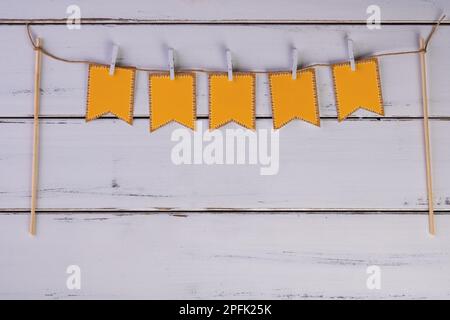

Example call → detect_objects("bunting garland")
25 16 446 235
84 61 383 130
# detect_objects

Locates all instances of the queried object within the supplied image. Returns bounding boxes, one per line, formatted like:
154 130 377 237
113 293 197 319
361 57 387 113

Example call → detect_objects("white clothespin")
226 49 233 81
347 37 356 71
291 48 298 80
109 44 119 76
168 48 175 80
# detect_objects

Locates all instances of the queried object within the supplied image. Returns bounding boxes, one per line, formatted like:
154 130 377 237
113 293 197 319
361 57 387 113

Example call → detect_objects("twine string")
26 15 445 73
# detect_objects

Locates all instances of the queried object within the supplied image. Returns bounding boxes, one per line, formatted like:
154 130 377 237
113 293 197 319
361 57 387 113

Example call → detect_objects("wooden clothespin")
291 48 298 80
347 36 356 71
168 48 175 80
109 44 119 76
226 49 233 81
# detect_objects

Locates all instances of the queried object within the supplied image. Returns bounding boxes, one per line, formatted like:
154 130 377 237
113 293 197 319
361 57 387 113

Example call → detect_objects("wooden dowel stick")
30 38 42 236
419 37 435 235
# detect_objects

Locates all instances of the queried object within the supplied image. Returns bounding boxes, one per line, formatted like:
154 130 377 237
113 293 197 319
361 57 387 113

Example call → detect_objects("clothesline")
26 15 445 74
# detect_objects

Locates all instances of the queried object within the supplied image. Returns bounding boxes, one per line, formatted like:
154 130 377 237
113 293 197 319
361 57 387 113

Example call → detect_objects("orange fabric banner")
86 64 136 124
269 69 320 128
149 73 196 131
332 58 384 121
209 73 255 130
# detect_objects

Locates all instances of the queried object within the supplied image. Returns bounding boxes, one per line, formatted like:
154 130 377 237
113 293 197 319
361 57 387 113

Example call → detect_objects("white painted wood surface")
1 119 450 211
1 25 450 117
0 213 449 299
1 1 450 299
0 0 448 23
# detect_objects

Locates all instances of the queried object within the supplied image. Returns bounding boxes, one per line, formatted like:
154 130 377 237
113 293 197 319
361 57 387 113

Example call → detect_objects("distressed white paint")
0 213 449 299
0 25 449 117
1 119 450 211
1 1 450 300
0 0 448 22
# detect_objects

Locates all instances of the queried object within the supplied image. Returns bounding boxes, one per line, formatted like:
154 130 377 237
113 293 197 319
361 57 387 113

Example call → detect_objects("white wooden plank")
1 119 449 211
0 0 448 23
0 213 449 299
1 25 449 118
0 26 450 117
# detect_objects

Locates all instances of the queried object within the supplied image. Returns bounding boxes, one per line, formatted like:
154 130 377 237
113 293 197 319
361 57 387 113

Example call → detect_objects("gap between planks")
1 19 450 25
2 116 450 121
1 209 449 215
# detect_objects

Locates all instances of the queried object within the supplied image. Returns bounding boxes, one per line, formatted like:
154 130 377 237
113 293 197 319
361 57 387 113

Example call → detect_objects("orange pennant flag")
86 64 136 124
332 58 384 121
209 73 255 130
149 73 196 131
269 69 320 128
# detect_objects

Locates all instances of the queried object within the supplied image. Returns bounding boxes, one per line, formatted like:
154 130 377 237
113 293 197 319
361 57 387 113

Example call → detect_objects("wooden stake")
30 38 42 236
419 37 435 235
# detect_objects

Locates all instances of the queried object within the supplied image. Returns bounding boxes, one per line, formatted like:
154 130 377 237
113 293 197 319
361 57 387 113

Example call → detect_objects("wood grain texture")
1 1 450 300
1 25 449 118
0 213 449 299
0 0 448 23
1 119 449 211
